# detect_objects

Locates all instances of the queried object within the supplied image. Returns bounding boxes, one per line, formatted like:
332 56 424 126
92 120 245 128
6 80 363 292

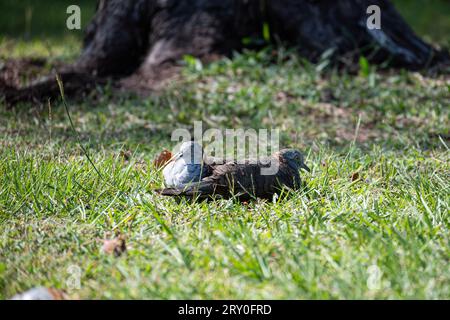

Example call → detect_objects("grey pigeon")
158 149 310 200
10 287 67 300
162 141 210 187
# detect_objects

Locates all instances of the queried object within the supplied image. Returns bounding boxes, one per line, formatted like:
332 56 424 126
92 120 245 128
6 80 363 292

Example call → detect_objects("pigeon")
162 141 210 188
10 287 68 300
158 148 310 200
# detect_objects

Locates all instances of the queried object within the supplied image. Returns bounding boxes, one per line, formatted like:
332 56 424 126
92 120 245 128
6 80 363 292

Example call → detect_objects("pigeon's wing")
156 163 234 199
156 180 219 198
212 162 271 198
162 161 176 187
215 158 302 198
156 162 214 197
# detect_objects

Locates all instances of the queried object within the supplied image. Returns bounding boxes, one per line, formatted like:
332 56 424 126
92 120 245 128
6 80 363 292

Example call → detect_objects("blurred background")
0 0 449 46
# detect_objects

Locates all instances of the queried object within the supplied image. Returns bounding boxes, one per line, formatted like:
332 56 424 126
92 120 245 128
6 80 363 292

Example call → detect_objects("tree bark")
2 0 448 105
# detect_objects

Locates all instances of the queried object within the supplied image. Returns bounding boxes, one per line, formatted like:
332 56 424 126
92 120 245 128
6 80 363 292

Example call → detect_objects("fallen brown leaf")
120 150 132 161
153 149 173 168
102 235 126 257
350 172 360 182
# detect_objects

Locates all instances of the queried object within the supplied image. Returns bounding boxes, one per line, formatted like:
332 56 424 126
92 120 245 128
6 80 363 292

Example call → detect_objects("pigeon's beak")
300 162 311 172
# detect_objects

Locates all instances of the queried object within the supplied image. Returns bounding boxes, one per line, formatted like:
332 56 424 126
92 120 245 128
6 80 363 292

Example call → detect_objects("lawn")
0 1 449 299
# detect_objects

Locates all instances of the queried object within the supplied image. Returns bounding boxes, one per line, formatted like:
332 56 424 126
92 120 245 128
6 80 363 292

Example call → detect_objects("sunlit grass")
0 35 81 60
0 0 449 300
1 47 449 299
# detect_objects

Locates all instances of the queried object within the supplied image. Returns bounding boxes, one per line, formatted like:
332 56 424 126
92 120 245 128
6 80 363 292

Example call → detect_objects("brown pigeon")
157 149 310 200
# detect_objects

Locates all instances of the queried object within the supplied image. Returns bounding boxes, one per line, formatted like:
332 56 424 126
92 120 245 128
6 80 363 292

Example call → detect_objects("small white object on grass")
11 287 67 300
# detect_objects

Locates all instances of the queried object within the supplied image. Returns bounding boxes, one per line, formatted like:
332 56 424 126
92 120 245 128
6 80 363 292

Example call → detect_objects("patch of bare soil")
0 57 51 88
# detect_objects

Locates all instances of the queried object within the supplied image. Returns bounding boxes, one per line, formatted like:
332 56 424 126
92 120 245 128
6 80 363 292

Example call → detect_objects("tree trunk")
3 0 448 105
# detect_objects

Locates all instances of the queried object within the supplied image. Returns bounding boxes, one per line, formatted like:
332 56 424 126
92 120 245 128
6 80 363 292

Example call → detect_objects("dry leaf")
153 149 173 168
350 172 360 182
120 150 132 161
102 235 126 257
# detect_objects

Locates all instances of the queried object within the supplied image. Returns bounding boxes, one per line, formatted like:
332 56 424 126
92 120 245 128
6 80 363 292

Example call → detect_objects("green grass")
0 0 95 40
0 2 449 299
0 0 94 60
392 0 450 45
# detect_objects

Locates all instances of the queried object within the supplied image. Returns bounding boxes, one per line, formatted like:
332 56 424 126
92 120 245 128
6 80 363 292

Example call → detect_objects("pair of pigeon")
158 141 310 200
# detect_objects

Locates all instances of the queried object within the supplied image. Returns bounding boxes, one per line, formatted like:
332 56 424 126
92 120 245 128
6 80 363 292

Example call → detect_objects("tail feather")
156 180 219 198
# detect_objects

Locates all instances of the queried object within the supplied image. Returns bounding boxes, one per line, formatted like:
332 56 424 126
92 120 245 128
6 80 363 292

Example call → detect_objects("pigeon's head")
174 141 204 164
278 149 310 172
